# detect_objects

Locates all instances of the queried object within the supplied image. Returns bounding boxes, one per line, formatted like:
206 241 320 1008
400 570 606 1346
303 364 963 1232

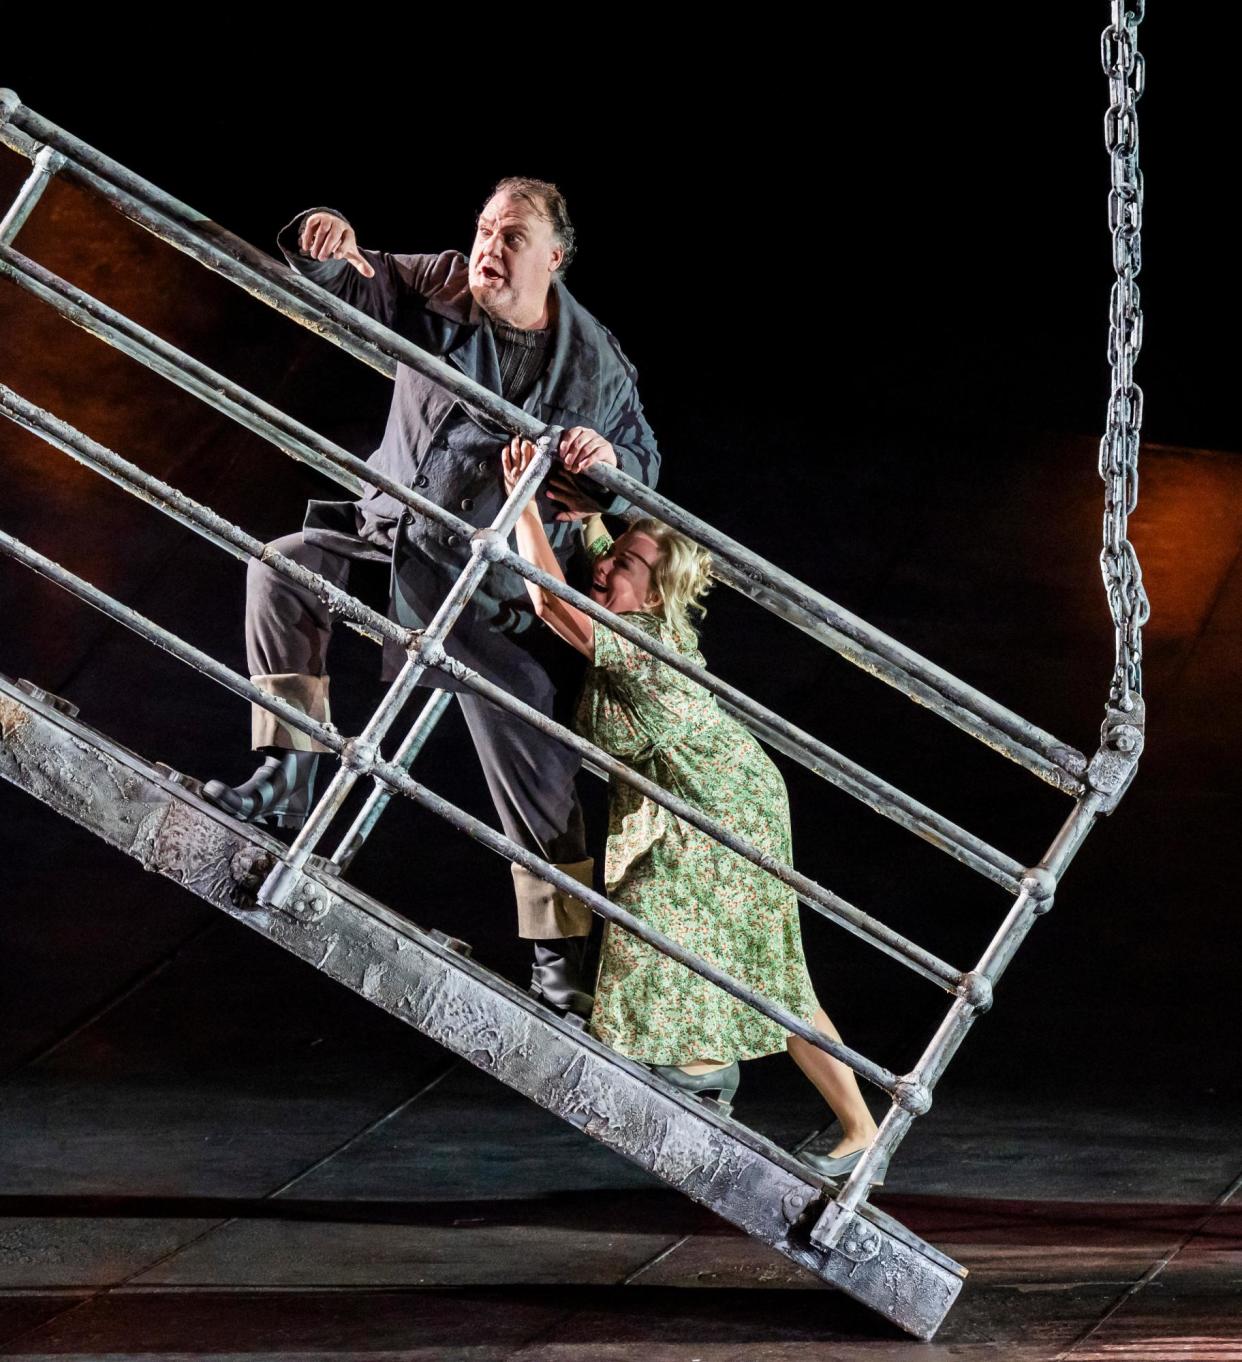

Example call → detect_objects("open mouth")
479 264 504 281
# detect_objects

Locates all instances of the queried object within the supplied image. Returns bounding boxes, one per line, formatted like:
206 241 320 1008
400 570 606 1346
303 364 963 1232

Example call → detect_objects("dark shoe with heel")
798 1144 888 1187
652 1061 740 1117
203 751 319 828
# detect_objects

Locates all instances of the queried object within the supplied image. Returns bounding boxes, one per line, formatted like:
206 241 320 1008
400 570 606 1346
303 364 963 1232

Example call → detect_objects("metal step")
0 674 966 1339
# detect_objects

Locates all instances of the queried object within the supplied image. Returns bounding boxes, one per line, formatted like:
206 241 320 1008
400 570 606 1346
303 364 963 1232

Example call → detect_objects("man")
203 178 661 1015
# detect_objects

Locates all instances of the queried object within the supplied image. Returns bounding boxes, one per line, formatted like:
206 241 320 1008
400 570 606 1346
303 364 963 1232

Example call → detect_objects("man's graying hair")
483 177 577 273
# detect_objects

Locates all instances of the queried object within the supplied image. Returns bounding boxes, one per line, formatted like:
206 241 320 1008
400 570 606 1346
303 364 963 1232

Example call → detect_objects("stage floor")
0 947 1237 1362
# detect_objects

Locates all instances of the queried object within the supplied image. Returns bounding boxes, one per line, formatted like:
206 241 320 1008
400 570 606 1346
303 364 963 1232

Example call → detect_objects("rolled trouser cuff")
513 858 594 939
250 673 331 753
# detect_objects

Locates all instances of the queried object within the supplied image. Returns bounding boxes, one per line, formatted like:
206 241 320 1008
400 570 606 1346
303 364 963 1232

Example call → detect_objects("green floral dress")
577 589 820 1065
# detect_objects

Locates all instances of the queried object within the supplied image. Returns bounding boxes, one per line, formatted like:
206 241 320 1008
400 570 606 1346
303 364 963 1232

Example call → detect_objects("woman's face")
590 529 663 616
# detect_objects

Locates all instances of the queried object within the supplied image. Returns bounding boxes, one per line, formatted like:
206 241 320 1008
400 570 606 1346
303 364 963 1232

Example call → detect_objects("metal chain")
1099 0 1149 712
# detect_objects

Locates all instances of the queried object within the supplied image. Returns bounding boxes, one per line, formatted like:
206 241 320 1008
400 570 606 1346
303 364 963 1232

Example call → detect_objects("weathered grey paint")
0 678 965 1340
0 58 1148 1336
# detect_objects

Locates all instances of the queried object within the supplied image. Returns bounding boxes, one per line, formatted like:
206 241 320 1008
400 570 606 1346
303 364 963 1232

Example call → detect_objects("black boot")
530 937 594 1019
202 751 319 828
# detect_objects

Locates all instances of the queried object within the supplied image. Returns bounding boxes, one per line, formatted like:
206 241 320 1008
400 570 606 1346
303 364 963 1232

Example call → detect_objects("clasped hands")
502 430 616 521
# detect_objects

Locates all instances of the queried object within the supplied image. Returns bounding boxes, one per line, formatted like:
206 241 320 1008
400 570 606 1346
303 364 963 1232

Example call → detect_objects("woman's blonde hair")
630 517 714 643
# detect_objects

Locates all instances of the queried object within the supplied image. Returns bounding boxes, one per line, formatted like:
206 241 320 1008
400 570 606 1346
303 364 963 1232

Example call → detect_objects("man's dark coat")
278 211 662 695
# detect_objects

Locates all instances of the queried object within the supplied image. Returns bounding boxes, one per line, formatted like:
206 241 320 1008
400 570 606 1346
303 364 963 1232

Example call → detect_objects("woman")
503 438 881 1180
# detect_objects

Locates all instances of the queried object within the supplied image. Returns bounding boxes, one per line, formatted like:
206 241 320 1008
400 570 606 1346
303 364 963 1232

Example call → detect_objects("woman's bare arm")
503 438 596 659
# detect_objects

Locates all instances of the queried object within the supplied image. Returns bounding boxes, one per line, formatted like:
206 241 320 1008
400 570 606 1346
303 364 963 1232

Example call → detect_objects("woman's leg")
787 1006 879 1156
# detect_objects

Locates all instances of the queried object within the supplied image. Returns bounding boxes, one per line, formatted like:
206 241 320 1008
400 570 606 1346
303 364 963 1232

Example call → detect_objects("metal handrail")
0 384 971 991
0 77 1040 1111
0 523 908 1101
0 245 1029 887
0 88 1087 794
593 465 1088 791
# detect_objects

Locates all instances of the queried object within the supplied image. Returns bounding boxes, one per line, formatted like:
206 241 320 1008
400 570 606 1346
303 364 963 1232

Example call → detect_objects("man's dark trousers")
244 504 593 940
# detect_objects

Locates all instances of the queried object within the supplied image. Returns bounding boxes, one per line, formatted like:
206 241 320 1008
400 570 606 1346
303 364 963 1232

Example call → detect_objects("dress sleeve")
592 615 664 681
580 619 666 761
580 618 708 768
579 616 705 763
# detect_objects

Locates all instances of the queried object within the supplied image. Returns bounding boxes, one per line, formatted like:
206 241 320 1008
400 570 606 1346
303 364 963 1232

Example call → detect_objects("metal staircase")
0 673 966 1337
0 18 1147 1338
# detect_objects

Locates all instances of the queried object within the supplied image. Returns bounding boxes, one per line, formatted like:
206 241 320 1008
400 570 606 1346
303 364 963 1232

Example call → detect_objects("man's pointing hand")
299 212 376 279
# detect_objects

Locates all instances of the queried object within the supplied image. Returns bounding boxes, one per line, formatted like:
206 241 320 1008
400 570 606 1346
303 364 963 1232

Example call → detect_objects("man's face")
469 191 563 328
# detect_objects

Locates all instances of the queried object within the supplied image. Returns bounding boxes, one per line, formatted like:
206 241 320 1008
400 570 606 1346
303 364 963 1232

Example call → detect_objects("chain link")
1098 0 1149 712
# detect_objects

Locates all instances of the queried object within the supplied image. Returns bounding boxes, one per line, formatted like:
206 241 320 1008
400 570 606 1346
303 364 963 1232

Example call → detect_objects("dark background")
1 11 1238 1144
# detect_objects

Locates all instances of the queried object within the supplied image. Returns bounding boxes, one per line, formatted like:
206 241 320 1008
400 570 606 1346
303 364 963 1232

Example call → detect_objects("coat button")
477 459 490 474
446 534 461 548
415 474 430 488
460 497 475 512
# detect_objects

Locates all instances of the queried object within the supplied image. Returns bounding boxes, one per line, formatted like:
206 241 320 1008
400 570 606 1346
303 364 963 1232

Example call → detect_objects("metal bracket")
1087 695 1145 813
811 1202 882 1263
264 852 358 921
282 877 332 923
259 859 329 921
152 762 204 797
429 928 473 958
781 1183 820 1225
13 677 79 718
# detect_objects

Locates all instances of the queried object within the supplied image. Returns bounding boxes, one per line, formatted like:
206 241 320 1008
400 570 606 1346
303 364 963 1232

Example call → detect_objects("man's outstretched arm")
298 210 376 278
276 208 452 331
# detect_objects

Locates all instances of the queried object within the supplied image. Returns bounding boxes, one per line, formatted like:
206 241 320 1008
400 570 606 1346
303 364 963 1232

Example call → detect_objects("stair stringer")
0 675 965 1339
